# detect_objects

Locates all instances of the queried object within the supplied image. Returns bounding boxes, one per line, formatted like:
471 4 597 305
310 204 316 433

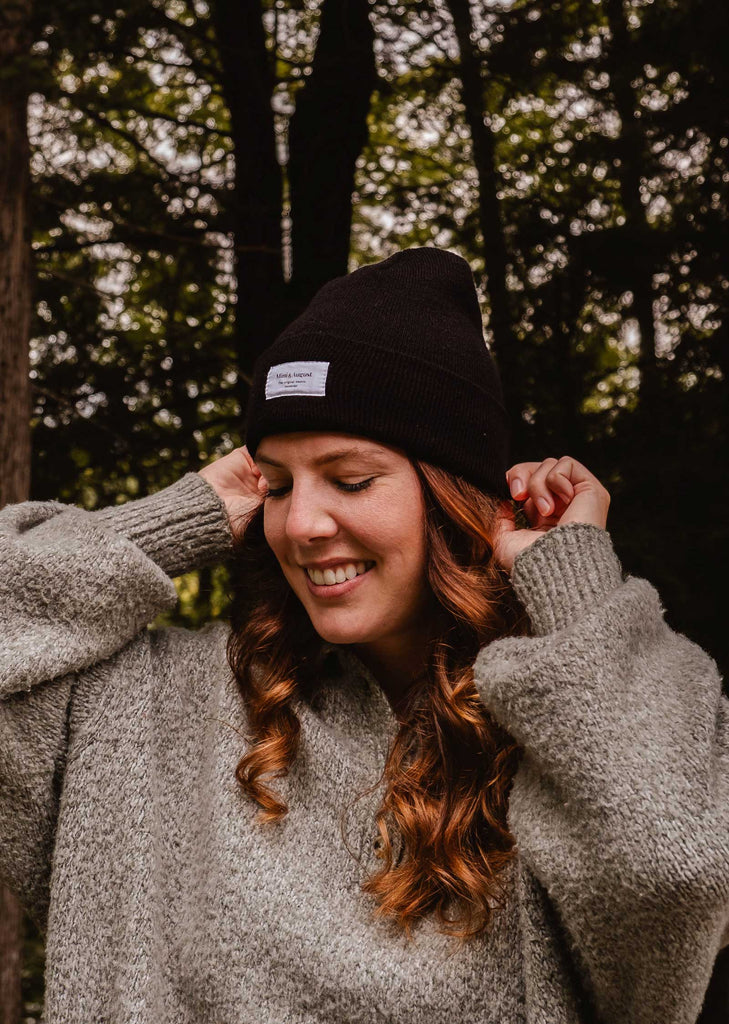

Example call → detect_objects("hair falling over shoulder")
225 461 530 945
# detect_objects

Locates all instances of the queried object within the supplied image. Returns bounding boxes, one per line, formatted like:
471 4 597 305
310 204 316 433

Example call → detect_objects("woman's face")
256 432 434 654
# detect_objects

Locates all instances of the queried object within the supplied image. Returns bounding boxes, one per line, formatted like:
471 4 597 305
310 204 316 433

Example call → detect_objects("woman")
1 247 727 1024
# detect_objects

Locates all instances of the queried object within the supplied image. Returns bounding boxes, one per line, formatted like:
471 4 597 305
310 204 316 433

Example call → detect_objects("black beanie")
244 246 510 499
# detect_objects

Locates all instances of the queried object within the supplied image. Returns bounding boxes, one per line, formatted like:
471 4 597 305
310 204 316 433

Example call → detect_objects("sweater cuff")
510 522 624 636
92 472 233 579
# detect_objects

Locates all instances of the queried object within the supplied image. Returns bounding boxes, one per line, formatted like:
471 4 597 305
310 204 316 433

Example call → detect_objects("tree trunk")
446 0 525 455
0 2 34 1021
287 0 376 303
211 0 286 402
0 0 32 505
602 0 660 416
552 257 589 460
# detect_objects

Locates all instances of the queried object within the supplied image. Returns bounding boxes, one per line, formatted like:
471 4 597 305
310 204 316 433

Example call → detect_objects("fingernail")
510 478 522 496
537 497 551 514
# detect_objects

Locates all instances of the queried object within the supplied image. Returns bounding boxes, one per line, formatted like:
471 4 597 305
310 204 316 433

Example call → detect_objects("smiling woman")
225 427 527 948
1 246 728 1024
255 434 435 691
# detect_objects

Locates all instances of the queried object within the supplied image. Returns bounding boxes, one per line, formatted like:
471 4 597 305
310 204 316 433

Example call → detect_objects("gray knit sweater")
1 472 727 1024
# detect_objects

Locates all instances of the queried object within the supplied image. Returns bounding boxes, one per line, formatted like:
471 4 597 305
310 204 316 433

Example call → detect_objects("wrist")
93 472 233 577
510 522 624 635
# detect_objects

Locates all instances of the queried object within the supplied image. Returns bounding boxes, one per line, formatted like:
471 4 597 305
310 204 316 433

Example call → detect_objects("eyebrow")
255 446 391 469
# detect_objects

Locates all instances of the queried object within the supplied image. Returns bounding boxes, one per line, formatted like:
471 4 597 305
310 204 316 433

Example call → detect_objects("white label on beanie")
265 361 330 399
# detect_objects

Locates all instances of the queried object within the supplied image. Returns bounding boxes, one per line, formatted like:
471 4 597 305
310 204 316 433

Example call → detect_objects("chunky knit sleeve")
472 522 729 1024
0 472 232 917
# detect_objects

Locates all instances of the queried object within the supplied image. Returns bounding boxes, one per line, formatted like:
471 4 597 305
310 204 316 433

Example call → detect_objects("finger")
522 498 560 528
507 457 591 506
505 462 546 500
240 445 262 477
524 458 561 516
547 461 576 505
528 457 588 516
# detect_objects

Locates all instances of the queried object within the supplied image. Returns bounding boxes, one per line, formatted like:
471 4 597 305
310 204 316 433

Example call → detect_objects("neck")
352 629 433 722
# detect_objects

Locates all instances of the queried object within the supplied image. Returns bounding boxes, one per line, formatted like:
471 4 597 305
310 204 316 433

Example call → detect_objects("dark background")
1 0 727 1019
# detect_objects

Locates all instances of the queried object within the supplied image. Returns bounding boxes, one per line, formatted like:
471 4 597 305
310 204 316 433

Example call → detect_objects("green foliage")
20 914 45 1023
28 0 239 508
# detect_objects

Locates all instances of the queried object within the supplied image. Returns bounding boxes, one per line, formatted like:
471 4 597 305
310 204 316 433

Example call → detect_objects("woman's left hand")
493 456 611 573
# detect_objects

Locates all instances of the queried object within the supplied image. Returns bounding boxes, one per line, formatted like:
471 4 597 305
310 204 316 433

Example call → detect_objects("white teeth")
306 561 373 587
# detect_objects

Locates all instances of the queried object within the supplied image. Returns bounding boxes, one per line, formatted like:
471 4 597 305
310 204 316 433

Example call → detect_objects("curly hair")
225 459 530 944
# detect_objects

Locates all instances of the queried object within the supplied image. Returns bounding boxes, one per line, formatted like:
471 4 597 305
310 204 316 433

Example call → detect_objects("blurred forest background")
1 0 728 1020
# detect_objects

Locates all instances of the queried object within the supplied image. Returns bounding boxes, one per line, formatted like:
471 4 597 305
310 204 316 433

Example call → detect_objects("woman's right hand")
198 445 268 540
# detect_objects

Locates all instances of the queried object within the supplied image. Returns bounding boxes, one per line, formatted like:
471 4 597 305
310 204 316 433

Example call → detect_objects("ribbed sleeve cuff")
92 472 233 579
510 521 624 636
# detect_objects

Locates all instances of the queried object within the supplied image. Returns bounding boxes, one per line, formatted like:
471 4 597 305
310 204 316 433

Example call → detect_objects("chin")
306 614 377 647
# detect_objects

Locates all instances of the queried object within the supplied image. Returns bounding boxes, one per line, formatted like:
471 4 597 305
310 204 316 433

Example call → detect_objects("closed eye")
264 477 376 499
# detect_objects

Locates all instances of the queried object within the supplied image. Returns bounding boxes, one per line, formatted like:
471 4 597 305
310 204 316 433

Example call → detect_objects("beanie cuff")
246 331 510 498
244 247 512 499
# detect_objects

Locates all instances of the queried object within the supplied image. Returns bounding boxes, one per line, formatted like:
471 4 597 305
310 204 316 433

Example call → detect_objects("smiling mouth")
304 561 375 587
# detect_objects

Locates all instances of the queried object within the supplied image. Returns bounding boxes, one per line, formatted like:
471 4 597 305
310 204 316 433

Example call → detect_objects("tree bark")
287 0 376 303
602 0 660 416
0 2 33 1020
0 0 32 505
211 0 285 398
446 0 525 454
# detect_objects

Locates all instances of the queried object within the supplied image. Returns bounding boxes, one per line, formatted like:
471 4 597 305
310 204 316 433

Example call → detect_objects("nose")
284 481 339 545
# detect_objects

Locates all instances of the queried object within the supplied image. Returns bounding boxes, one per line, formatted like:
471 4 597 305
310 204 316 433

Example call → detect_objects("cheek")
403 513 429 581
263 504 285 556
370 502 427 575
